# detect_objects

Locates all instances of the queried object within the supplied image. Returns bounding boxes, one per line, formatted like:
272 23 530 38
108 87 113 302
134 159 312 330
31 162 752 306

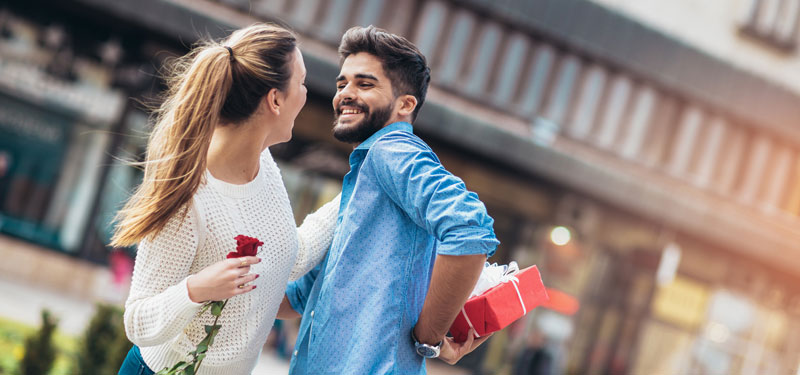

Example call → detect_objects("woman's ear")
265 88 283 116
396 94 418 118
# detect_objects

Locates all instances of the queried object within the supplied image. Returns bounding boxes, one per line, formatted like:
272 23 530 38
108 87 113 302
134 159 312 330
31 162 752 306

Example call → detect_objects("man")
277 26 500 374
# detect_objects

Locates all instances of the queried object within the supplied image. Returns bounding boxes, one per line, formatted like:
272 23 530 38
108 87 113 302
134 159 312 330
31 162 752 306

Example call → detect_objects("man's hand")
438 328 492 365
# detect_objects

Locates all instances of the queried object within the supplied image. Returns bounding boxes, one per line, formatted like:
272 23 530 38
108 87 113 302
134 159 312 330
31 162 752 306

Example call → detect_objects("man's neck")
352 120 412 149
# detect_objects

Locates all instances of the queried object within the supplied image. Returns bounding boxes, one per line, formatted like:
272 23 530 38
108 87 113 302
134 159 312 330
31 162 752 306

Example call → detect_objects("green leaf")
159 298 228 375
176 362 191 372
199 302 212 315
210 301 224 317
156 360 187 375
204 324 221 335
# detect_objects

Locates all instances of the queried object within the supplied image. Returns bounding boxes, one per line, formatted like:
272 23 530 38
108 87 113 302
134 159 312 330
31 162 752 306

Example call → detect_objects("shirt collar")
355 122 413 151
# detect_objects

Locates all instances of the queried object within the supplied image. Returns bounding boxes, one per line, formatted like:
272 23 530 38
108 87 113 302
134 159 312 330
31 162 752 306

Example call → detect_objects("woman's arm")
287 194 341 281
123 204 204 347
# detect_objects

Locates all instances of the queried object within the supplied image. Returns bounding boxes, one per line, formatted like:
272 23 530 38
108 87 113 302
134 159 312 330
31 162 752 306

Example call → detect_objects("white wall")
589 0 800 95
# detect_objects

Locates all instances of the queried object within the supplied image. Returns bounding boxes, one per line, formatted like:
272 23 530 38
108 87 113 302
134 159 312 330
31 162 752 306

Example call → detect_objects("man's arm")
414 254 493 364
280 262 323 320
367 134 499 363
276 295 301 319
414 254 484 342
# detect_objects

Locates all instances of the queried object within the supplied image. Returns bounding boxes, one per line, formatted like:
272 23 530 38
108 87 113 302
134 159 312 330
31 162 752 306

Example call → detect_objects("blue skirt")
118 345 155 375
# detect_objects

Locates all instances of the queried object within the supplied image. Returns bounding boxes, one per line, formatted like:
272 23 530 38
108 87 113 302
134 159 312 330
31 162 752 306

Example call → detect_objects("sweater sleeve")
123 203 204 347
288 194 341 281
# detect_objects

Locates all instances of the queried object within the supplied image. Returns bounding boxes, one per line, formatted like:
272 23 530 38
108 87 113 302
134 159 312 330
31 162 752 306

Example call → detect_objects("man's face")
332 52 397 143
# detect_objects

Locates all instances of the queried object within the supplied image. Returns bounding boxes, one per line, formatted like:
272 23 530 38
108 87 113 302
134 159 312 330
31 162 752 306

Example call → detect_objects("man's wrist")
411 325 443 358
413 323 444 345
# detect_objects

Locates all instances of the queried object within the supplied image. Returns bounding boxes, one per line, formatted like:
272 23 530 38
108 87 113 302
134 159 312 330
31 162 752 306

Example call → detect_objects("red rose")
227 235 263 259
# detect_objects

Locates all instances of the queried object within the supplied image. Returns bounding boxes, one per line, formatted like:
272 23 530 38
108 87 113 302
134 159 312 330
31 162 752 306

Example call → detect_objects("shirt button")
294 350 298 356
310 310 315 317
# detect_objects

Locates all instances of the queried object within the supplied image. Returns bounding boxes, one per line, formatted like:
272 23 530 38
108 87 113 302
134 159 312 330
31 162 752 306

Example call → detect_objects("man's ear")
265 88 282 116
395 94 418 118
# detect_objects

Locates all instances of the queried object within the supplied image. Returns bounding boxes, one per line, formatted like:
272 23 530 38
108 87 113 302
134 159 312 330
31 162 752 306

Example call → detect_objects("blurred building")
1 0 800 374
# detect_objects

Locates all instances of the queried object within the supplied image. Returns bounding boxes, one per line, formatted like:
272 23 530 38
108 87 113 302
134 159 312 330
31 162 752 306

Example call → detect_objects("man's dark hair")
338 25 431 121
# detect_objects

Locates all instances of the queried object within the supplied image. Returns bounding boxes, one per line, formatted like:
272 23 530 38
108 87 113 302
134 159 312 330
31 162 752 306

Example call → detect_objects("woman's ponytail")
110 45 233 247
111 24 297 247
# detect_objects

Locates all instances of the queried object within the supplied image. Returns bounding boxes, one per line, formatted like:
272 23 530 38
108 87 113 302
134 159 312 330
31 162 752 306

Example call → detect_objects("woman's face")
274 47 307 143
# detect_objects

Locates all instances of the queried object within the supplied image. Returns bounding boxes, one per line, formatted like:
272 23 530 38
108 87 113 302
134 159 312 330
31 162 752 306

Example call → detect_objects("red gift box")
450 265 549 342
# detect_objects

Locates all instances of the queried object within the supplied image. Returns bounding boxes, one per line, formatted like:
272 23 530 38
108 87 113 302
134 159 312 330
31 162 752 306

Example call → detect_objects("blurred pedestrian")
0 151 9 178
111 23 339 375
513 331 553 375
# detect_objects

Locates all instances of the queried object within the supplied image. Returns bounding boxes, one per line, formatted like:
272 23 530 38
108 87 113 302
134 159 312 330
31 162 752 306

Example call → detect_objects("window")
740 0 800 51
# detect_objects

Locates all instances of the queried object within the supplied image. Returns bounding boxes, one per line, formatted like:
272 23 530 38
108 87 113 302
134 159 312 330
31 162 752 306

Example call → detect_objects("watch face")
416 345 437 358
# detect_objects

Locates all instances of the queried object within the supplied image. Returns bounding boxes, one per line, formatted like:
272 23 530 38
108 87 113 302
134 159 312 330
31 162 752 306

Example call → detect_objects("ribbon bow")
460 261 527 338
469 261 521 298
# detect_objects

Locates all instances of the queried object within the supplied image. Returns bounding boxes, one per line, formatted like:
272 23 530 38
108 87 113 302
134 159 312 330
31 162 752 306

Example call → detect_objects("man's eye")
337 84 346 89
360 83 373 88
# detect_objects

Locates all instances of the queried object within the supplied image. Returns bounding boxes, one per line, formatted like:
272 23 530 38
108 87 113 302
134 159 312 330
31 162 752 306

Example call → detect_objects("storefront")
0 4 140 260
0 92 71 248
477 200 800 375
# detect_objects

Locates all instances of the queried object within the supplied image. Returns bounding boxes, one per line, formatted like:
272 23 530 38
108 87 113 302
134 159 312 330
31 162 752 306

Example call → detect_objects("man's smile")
337 105 367 122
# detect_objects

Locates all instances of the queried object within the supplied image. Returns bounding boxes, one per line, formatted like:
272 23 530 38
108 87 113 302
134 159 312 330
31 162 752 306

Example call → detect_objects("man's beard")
332 101 394 144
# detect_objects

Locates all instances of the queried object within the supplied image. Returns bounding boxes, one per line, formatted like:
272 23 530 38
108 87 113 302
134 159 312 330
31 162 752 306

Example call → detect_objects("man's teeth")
341 109 362 115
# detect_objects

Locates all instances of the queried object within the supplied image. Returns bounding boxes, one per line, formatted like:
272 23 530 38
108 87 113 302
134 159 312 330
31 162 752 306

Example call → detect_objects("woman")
112 24 338 375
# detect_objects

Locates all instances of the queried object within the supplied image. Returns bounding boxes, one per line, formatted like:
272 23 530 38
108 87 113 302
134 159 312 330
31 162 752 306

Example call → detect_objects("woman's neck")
206 123 266 185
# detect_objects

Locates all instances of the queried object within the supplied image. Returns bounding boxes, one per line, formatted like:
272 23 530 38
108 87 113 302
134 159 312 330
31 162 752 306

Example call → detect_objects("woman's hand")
187 256 261 303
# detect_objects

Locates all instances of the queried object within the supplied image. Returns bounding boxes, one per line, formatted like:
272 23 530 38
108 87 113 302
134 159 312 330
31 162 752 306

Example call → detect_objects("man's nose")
337 82 356 101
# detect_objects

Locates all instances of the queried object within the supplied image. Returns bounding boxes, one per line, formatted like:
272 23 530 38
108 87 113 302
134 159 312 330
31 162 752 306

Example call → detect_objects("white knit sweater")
124 149 339 375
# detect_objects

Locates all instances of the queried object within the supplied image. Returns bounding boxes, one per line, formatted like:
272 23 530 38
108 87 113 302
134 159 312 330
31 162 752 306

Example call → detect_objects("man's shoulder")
369 129 431 156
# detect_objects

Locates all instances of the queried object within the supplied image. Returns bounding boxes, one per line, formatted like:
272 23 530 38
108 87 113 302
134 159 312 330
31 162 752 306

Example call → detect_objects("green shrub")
75 304 131 375
20 310 58 375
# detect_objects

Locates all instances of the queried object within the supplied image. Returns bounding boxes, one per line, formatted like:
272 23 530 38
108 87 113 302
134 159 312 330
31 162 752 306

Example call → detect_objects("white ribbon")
460 262 527 338
460 306 481 338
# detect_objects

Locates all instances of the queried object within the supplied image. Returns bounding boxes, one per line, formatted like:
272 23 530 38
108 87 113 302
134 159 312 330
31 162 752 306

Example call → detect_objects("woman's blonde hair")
111 23 297 247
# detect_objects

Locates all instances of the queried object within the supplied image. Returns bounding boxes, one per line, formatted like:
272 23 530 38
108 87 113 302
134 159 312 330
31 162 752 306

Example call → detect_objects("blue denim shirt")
286 122 499 374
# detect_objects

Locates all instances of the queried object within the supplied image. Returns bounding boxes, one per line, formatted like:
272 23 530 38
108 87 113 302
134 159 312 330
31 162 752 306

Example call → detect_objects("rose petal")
232 235 263 258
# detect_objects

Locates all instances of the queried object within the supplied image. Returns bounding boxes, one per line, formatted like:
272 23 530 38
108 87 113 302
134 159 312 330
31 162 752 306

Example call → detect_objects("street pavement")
0 275 467 374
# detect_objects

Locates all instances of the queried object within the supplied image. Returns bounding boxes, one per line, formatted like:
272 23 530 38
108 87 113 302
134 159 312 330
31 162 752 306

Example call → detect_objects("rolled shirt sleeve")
365 132 499 257
285 263 321 316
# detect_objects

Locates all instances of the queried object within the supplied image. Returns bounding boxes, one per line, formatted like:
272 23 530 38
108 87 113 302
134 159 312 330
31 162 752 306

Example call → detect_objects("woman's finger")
236 265 251 276
230 257 249 268
235 273 259 285
232 256 261 268
233 283 257 295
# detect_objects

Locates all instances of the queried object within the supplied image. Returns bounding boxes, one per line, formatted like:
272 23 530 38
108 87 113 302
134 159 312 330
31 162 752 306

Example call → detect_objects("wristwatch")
411 327 442 358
